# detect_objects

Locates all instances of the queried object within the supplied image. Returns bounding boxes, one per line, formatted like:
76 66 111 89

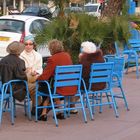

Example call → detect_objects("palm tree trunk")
54 0 70 17
101 0 125 18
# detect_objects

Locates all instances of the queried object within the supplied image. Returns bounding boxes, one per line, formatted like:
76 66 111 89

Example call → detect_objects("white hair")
81 41 97 54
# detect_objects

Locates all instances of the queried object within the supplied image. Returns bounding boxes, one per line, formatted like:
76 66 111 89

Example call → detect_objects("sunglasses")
24 43 34 46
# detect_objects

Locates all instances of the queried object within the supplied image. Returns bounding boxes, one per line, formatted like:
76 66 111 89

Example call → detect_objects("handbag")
12 82 27 102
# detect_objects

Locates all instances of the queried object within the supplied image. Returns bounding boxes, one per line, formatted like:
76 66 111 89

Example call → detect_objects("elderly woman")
37 39 77 121
20 35 43 115
0 41 27 101
79 41 106 91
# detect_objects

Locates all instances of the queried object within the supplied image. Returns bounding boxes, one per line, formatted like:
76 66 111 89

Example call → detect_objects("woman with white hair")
79 41 106 91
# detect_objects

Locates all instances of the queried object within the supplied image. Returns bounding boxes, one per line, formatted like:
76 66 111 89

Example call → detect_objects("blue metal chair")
35 65 87 127
0 80 31 126
0 82 12 126
84 62 119 120
122 29 140 78
125 38 140 78
104 41 140 79
104 56 129 111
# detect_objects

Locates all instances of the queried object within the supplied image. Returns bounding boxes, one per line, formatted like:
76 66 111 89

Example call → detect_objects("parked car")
8 6 20 15
8 8 20 15
21 6 52 19
50 6 83 18
0 15 51 58
64 6 83 16
84 3 101 17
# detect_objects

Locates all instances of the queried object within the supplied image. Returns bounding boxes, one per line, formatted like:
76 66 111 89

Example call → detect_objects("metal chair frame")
0 80 31 126
35 65 87 127
84 62 119 120
104 56 129 111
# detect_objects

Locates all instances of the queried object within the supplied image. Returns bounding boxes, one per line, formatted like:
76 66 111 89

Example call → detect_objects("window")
0 19 24 33
29 19 48 34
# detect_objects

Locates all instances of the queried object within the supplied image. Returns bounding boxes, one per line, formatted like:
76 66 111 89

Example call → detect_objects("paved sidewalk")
0 72 140 140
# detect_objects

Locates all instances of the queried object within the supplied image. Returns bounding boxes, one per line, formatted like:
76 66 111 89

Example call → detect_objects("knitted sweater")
20 50 43 75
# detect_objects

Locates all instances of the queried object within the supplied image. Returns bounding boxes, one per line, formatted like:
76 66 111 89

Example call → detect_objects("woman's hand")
31 70 37 76
26 67 32 73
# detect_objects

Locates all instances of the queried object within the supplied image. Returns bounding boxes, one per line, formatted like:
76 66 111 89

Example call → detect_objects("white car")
84 3 101 17
0 15 51 58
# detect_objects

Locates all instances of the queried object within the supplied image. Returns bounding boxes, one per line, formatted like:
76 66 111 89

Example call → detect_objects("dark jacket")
79 49 106 91
0 54 27 83
0 54 27 101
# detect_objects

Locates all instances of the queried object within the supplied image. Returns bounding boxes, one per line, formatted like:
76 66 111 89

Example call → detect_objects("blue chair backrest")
89 62 114 90
130 29 140 40
53 65 82 94
105 57 125 80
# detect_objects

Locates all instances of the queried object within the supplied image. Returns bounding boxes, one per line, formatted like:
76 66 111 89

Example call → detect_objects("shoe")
70 109 78 114
56 113 65 120
31 107 35 116
46 107 52 114
31 107 42 116
38 114 47 121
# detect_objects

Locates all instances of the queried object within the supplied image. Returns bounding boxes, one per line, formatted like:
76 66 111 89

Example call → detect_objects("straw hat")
81 41 97 54
6 41 25 55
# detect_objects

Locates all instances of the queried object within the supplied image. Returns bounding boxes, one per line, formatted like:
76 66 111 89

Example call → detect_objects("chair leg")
35 94 39 122
10 96 14 125
24 99 27 116
79 93 87 123
110 91 119 118
99 93 102 113
50 97 58 127
0 97 3 126
119 85 129 111
13 99 16 118
85 93 94 120
27 97 31 120
4 99 8 111
105 92 112 108
135 56 139 79
63 97 67 119
67 96 70 117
